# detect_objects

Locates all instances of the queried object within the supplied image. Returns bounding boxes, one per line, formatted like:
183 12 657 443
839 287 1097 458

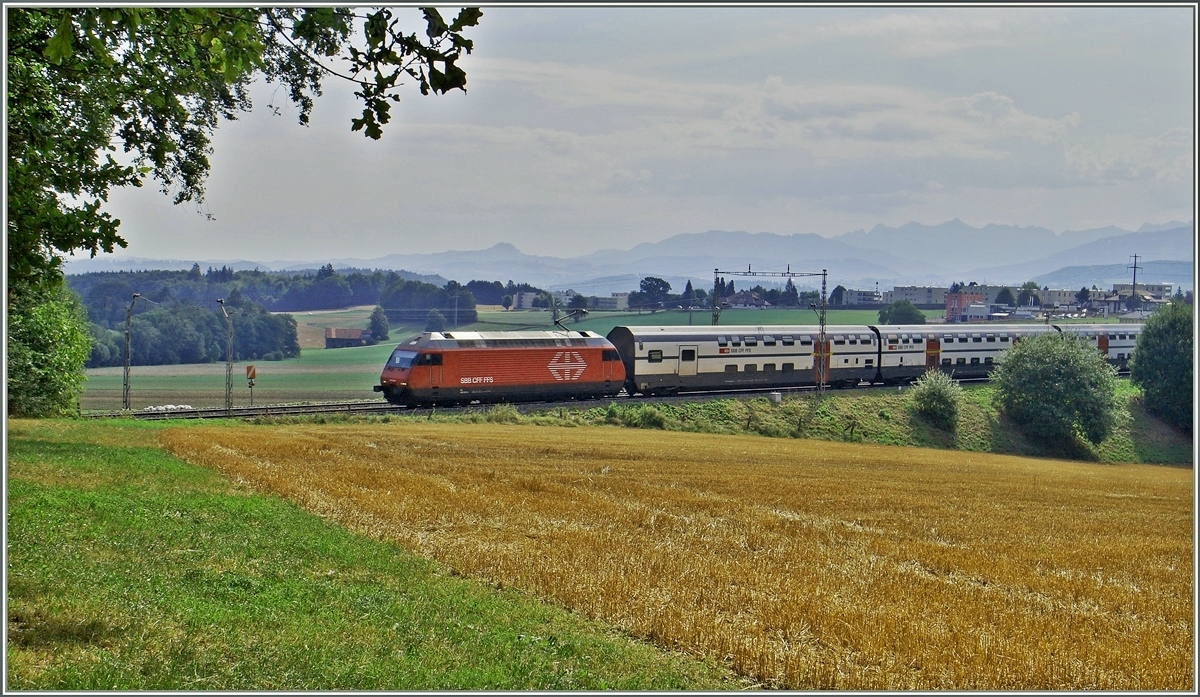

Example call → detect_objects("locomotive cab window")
417 353 443 366
603 349 621 361
681 349 696 362
648 350 663 363
388 350 419 368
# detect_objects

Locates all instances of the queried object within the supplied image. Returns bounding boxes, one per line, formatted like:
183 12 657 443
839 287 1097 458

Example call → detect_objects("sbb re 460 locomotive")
374 330 625 406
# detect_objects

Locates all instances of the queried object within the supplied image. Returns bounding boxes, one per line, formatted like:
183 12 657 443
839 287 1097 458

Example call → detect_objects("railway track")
87 378 990 421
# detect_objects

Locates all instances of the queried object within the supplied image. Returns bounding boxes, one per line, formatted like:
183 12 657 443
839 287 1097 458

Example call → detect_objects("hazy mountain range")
65 220 1194 295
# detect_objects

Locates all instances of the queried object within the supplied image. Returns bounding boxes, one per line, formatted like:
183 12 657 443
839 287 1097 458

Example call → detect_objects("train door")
1097 333 1109 358
679 345 698 377
813 338 830 385
925 337 940 370
415 352 443 386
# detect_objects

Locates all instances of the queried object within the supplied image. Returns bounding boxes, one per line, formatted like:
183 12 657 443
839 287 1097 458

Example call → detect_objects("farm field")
161 422 1194 690
5 419 741 690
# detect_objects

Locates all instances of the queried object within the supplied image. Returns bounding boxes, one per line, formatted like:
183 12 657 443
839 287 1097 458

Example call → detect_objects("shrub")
7 286 92 417
908 369 962 430
1130 301 1193 433
484 403 521 424
992 331 1120 444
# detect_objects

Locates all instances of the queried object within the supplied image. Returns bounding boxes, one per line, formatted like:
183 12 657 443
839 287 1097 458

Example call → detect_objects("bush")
908 370 962 429
992 331 1120 444
878 300 926 325
1130 301 1193 433
7 286 92 417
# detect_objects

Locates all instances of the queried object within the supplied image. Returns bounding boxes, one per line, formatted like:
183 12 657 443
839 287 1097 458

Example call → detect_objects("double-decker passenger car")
606 323 1140 395
605 324 876 395
375 330 625 406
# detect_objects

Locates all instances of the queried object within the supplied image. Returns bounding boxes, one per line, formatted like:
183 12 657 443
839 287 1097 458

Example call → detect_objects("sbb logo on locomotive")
548 351 587 381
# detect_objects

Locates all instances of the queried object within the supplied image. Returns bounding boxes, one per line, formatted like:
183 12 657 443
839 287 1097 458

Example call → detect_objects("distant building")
325 327 370 348
588 292 630 311
552 289 577 306
963 303 991 322
945 291 984 322
1041 288 1082 308
512 291 539 309
882 286 948 306
841 289 881 305
1113 282 1173 299
726 290 769 308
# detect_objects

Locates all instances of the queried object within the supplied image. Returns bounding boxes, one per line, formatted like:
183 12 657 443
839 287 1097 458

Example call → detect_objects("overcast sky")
101 4 1195 263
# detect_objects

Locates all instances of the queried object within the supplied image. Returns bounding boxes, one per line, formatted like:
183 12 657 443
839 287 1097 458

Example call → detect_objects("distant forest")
67 265 548 367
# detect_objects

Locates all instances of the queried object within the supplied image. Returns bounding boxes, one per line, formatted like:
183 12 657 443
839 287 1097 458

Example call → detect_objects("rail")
85 378 997 421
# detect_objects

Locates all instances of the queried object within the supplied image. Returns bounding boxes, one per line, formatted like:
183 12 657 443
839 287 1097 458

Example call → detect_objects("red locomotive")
374 329 626 406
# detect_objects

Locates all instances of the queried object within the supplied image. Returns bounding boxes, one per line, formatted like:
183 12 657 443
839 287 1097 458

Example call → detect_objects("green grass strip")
5 420 742 690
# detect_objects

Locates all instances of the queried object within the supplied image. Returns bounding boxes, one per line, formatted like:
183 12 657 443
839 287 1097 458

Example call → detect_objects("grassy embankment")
5 419 743 690
9 418 1188 690
254 381 1191 466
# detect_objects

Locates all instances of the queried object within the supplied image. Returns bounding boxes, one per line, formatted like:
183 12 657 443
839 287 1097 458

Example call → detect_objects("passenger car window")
763 336 776 346
744 336 758 346
725 364 738 373
782 363 794 372
681 349 696 361
717 336 728 347
781 336 795 346
648 350 663 363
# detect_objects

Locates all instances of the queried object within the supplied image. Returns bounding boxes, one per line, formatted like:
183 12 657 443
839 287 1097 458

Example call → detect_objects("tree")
7 7 482 415
995 287 1016 306
878 300 926 325
829 285 846 305
425 309 447 332
7 6 482 298
502 295 513 310
639 277 672 304
782 278 799 306
1016 281 1041 307
369 305 390 342
1130 301 1193 432
6 285 92 417
568 294 589 310
1075 286 1091 307
683 280 695 302
992 331 1120 445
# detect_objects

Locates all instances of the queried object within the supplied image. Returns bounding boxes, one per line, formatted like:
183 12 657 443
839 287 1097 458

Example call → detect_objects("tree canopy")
878 300 925 325
6 6 482 298
1130 301 1193 433
991 331 1120 445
